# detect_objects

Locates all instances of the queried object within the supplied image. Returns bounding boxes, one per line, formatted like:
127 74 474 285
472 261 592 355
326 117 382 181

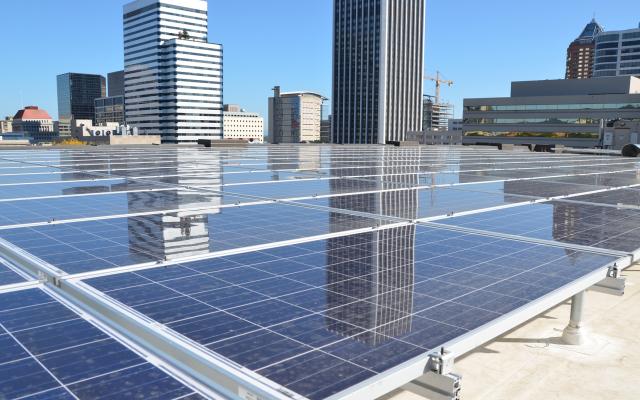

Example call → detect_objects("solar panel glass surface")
0 145 636 400
0 259 27 286
0 288 203 399
81 225 616 399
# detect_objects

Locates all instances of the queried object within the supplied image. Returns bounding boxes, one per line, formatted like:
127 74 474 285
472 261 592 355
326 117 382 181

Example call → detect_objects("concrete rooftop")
384 265 640 400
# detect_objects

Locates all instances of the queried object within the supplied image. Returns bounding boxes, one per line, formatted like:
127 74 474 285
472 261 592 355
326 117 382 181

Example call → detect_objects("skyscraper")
123 0 223 143
57 73 106 126
565 19 603 79
332 0 425 144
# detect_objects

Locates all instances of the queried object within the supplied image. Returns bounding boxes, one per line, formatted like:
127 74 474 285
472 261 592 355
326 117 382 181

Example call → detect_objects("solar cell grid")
539 171 640 188
293 186 536 220
452 180 605 199
0 288 203 400
562 187 640 208
0 258 28 287
0 188 267 229
0 202 395 275
439 200 640 253
0 179 176 201
80 225 615 399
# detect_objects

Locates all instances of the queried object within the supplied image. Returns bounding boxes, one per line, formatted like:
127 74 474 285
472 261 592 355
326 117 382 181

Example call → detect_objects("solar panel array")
0 145 637 400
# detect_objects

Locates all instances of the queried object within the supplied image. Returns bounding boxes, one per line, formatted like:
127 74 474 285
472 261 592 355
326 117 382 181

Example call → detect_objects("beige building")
0 117 12 133
223 105 264 143
269 86 326 143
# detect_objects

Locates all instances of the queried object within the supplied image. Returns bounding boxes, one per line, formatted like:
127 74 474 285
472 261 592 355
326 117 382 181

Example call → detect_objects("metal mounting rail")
38 285 229 400
0 280 42 295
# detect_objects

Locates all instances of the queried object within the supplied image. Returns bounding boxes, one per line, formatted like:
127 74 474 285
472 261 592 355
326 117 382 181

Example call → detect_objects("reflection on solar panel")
0 145 637 400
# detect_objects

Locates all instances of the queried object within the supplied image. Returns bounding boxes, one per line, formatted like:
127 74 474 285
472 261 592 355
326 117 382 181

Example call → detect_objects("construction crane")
424 71 454 104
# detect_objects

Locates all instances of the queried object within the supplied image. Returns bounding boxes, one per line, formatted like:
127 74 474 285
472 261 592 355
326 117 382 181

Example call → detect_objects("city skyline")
1 0 639 124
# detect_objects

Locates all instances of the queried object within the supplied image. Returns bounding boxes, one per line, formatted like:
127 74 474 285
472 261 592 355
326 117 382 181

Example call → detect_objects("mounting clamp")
593 264 625 296
402 350 462 400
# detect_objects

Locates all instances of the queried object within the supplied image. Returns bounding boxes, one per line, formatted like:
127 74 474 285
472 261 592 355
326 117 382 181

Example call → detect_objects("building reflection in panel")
326 151 419 345
125 151 223 262
266 145 323 178
60 151 122 194
60 150 222 262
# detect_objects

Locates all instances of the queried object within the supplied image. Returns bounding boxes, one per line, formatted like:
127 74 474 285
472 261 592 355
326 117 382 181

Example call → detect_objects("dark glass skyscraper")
107 70 125 97
56 73 106 123
332 0 425 144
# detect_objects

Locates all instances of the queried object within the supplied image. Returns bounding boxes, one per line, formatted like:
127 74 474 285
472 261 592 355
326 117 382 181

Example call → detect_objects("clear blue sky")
1 1 639 121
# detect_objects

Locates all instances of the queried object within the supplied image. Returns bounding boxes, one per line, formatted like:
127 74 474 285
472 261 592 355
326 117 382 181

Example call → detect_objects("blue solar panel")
0 288 202 399
0 189 259 228
439 200 640 253
82 225 616 399
0 146 636 399
0 259 27 286
294 186 533 220
0 179 163 200
0 203 394 274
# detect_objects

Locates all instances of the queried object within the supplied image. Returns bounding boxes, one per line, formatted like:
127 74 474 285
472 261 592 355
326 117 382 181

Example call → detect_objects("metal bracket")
427 349 455 375
52 277 63 288
593 264 625 296
402 350 461 400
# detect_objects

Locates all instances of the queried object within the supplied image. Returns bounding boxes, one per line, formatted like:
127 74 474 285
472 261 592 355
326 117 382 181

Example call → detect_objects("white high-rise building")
123 0 223 143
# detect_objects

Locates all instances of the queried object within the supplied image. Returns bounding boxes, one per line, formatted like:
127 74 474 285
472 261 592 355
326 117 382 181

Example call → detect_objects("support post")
562 291 586 345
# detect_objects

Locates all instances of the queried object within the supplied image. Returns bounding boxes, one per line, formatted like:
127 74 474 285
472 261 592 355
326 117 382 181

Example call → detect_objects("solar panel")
0 179 175 200
0 145 635 400
0 259 29 287
564 187 640 207
79 226 616 399
439 200 640 253
0 287 203 399
0 189 267 229
294 186 535 220
0 203 396 275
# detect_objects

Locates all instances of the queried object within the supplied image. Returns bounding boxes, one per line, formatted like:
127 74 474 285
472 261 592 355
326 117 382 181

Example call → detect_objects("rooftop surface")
0 145 638 399
12 106 52 121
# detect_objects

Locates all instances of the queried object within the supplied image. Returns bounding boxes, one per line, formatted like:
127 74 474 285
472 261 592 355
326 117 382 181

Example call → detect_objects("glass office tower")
56 73 106 124
332 0 425 144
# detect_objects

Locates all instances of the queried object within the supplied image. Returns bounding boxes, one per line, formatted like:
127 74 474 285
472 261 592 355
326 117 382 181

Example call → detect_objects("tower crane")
424 71 454 104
